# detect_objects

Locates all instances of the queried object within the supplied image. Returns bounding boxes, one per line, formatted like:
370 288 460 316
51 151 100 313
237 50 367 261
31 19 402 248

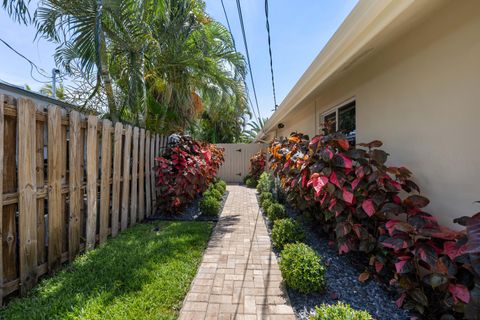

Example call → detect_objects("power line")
235 0 262 121
0 37 51 83
220 0 258 122
264 0 278 109
220 0 236 50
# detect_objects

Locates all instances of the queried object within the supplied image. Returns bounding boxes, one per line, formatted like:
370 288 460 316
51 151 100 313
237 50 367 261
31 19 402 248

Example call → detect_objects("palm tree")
2 0 31 23
242 117 268 142
145 0 248 134
35 0 121 120
31 0 249 139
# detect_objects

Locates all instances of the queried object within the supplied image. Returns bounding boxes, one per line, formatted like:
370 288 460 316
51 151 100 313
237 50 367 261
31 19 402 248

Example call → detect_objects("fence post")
0 96 3 304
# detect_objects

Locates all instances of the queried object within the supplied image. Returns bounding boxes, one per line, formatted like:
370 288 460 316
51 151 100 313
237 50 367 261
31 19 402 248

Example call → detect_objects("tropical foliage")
155 134 224 214
3 0 249 140
268 131 480 318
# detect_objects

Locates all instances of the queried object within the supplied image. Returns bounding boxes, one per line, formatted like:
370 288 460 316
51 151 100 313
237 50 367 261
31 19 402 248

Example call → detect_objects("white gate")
216 143 265 183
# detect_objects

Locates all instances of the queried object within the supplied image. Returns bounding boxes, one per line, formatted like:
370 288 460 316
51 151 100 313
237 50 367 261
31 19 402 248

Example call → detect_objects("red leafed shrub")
268 132 480 319
249 151 266 181
155 135 224 214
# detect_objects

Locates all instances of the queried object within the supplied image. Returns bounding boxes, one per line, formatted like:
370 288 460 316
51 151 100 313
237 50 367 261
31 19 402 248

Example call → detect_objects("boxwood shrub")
214 180 227 194
266 203 287 222
256 172 273 193
279 243 325 294
261 199 274 212
200 196 221 216
245 177 257 188
271 218 305 250
259 192 273 206
310 302 373 320
204 188 222 201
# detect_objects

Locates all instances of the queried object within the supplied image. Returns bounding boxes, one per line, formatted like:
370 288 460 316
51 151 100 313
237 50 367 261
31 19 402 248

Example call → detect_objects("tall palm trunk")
96 0 118 121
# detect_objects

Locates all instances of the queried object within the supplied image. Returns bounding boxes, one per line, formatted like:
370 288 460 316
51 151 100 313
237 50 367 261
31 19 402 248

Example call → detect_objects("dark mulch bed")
149 190 229 222
259 195 411 320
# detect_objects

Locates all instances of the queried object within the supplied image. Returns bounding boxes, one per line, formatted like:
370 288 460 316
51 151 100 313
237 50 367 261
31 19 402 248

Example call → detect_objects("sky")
0 0 357 119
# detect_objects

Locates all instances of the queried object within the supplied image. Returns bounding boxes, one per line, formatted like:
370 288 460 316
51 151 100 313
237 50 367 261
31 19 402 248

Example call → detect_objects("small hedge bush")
271 218 305 250
214 180 226 194
279 243 325 294
200 196 221 216
257 172 273 193
204 188 222 201
245 177 257 188
260 192 273 206
261 199 274 212
310 302 373 320
266 203 287 221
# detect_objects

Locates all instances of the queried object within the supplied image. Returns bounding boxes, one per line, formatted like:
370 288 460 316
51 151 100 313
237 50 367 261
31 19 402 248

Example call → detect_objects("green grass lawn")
1 221 213 320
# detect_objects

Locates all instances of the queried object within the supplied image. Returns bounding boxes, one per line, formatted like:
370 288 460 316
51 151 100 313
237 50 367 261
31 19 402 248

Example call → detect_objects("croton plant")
155 135 224 214
269 132 480 319
249 151 267 181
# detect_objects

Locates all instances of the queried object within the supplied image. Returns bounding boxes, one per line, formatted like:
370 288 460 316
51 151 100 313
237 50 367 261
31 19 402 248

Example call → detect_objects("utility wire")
221 0 258 121
0 37 68 88
264 0 277 109
235 0 262 121
220 0 236 50
0 37 52 83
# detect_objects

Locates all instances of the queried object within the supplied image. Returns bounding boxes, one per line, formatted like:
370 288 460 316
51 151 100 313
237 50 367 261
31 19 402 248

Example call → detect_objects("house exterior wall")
266 0 480 227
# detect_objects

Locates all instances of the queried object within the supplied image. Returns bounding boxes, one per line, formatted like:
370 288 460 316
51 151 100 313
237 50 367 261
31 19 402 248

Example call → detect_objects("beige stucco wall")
268 0 480 227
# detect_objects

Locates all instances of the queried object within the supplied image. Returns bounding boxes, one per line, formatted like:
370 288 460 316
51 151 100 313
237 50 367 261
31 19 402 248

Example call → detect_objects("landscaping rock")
259 196 411 320
150 190 229 221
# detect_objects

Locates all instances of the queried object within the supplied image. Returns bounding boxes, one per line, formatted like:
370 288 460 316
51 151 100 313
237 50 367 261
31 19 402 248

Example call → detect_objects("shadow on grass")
1 221 213 320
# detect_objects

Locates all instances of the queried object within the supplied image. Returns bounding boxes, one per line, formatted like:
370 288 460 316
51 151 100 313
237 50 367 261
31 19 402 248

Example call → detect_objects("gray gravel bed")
259 196 411 320
150 190 229 222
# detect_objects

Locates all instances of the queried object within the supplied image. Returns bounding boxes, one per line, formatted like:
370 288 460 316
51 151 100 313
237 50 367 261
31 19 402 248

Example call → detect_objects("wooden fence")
0 94 167 303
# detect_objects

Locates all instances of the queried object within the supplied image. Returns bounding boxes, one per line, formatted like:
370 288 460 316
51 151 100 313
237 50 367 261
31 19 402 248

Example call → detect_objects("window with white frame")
321 100 356 144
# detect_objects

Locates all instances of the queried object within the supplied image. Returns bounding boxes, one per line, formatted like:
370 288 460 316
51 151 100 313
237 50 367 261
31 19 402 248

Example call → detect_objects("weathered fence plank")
145 131 151 217
35 116 45 265
17 99 38 294
150 135 156 213
61 121 68 254
138 129 145 221
85 116 98 251
99 120 112 244
68 111 82 260
111 122 123 237
130 127 139 225
3 102 17 284
121 126 132 230
47 106 63 272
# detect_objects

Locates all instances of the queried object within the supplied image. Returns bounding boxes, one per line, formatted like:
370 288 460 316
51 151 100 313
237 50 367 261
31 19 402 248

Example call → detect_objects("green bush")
279 243 326 294
272 218 305 250
310 302 373 320
214 180 226 194
266 203 287 221
256 172 273 193
200 196 221 216
245 177 257 188
262 199 274 212
260 192 273 206
204 188 222 201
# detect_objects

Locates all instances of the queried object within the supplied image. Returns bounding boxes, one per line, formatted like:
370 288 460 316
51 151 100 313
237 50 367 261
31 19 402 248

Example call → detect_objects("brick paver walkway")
179 185 295 320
